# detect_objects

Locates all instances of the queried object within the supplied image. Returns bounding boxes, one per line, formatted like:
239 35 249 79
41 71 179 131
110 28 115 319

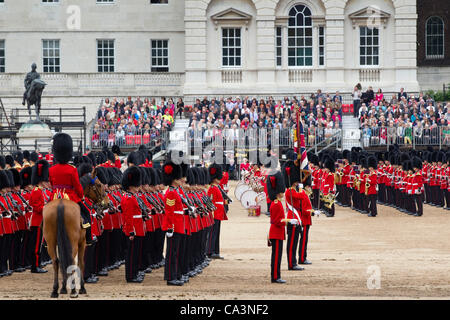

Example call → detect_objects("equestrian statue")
22 63 47 122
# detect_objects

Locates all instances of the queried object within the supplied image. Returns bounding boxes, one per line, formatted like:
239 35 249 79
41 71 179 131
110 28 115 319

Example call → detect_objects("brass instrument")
320 191 338 209
304 186 312 198
365 178 370 196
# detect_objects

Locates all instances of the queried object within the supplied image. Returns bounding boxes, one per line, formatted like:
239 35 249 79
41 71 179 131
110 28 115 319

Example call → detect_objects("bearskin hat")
0 170 9 190
106 150 115 163
367 156 377 169
343 149 351 162
412 157 422 170
285 148 297 161
4 169 13 188
266 171 286 201
23 150 30 162
186 167 196 185
127 151 143 166
5 155 14 167
0 156 5 169
31 160 49 185
86 152 97 167
77 163 93 178
308 153 319 166
402 160 413 172
122 166 142 190
30 151 39 163
95 166 110 185
202 167 211 185
324 157 335 172
162 161 182 186
108 168 122 186
431 151 438 163
13 151 24 165
208 163 223 182
9 168 21 187
20 166 33 188
52 133 73 164
96 152 107 166
376 152 384 162
112 144 122 156
282 160 301 188
437 151 445 163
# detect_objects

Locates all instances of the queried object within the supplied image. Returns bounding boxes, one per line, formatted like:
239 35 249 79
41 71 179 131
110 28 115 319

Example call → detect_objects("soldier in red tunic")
19 166 33 270
207 163 226 260
121 166 146 283
48 133 96 245
267 171 289 284
112 145 123 169
0 170 15 276
28 160 50 273
412 157 424 216
162 161 185 286
320 157 336 217
365 156 378 217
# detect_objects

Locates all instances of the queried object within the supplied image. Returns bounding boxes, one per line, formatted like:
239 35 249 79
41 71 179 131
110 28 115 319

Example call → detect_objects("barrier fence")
91 128 170 150
361 125 450 149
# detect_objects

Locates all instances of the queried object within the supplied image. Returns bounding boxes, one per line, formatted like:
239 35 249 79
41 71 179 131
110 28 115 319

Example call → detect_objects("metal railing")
90 127 170 151
361 126 450 149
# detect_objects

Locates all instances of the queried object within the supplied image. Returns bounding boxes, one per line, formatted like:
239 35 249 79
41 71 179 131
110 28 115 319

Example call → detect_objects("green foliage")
425 87 450 102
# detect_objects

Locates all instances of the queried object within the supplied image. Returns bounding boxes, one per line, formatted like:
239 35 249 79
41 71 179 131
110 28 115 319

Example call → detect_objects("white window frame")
276 26 282 68
42 39 60 73
150 0 168 4
151 39 169 72
96 0 115 4
221 27 242 68
287 4 313 68
318 26 325 67
359 26 380 67
41 0 60 4
97 39 115 73
425 16 445 60
0 40 5 73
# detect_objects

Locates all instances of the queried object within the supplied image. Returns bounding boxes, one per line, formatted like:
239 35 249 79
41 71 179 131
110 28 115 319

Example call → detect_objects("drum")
234 183 251 201
240 190 259 209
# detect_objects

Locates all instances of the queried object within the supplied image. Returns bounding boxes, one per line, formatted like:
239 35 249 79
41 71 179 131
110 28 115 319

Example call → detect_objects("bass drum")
255 192 267 209
240 190 259 209
234 183 251 201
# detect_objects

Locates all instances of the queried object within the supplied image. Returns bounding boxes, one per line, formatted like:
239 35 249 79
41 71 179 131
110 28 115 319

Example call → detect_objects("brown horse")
43 170 112 298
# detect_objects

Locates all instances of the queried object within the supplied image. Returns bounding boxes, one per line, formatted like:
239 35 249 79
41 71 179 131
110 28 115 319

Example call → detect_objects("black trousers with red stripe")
270 239 283 281
18 230 31 268
312 189 320 209
83 242 96 279
29 226 43 270
164 232 182 281
299 225 310 263
208 219 221 256
125 236 143 281
414 194 423 216
0 234 13 272
286 224 300 269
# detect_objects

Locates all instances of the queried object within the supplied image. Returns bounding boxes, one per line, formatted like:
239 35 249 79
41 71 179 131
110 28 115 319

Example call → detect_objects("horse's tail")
56 200 73 277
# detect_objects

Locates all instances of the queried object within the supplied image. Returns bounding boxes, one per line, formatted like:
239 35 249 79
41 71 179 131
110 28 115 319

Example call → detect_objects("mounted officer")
22 63 41 106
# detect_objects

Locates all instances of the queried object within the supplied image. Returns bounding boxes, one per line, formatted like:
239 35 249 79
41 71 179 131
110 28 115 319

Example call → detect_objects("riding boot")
78 202 96 245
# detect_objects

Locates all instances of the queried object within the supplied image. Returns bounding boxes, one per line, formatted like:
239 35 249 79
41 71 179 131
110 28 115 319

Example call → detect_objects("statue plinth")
17 120 53 146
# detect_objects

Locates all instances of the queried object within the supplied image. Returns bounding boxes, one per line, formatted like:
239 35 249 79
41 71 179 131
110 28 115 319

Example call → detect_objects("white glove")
314 210 321 217
166 229 174 238
290 219 299 225
408 190 412 195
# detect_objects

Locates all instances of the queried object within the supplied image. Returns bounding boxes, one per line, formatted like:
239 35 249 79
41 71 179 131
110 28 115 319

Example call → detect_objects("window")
150 0 168 3
319 26 325 66
426 16 444 59
151 40 169 72
276 27 282 67
42 0 59 2
97 0 114 3
288 5 313 67
222 28 241 67
359 26 379 66
42 40 60 73
0 40 4 73
97 39 115 72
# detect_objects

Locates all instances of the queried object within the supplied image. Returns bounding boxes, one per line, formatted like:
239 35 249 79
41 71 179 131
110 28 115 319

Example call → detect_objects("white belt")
174 211 184 215
133 215 142 219
286 203 302 226
215 202 224 205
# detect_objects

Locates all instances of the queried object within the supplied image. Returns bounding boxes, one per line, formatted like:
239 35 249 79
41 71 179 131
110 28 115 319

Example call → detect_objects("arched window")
426 16 444 59
288 5 313 67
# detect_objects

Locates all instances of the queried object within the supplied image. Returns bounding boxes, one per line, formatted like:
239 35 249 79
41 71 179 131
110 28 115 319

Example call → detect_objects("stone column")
256 18 276 85
325 15 345 89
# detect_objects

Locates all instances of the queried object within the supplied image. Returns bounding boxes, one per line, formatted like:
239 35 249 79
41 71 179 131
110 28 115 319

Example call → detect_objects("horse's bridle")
87 176 109 209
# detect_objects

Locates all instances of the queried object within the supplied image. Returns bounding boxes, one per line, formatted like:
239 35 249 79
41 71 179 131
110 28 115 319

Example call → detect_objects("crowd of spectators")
91 96 182 149
354 86 450 147
186 92 345 148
